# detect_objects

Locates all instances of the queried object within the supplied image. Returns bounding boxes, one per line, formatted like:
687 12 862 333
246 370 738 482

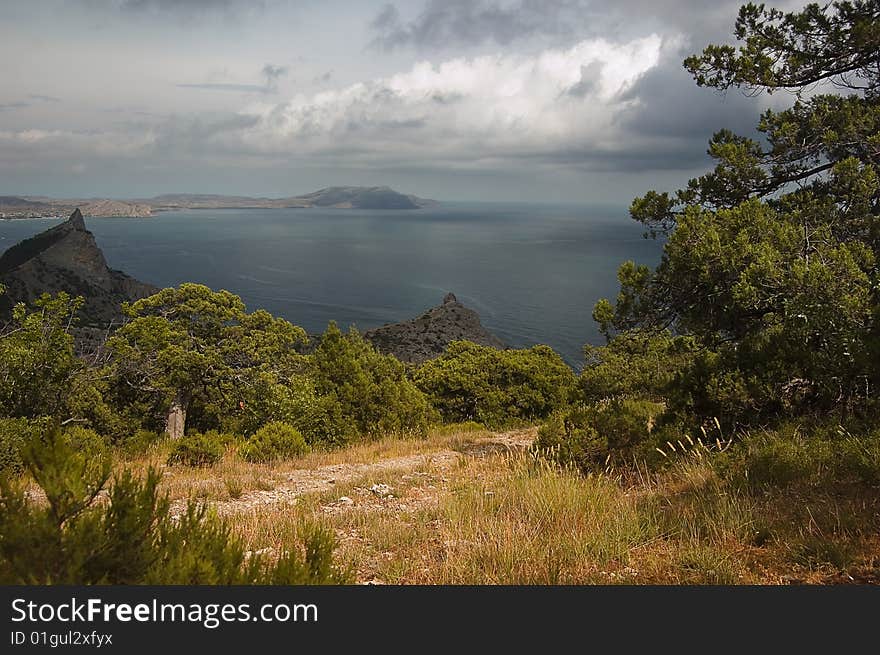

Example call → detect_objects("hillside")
146 186 436 211
364 292 505 363
0 187 436 217
0 208 157 324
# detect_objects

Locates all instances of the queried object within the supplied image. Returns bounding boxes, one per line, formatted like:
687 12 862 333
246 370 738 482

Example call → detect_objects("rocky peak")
364 293 505 364
0 208 158 325
68 207 86 231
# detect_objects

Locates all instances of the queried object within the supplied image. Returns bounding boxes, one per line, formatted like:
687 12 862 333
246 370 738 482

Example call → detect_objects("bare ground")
170 428 536 519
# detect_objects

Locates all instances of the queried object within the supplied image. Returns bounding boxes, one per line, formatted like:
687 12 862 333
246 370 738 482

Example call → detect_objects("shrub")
62 425 109 457
0 427 352 584
712 423 880 489
119 429 164 458
166 430 234 467
535 399 666 472
222 374 352 449
311 322 434 440
415 341 576 427
534 408 606 473
0 417 57 476
581 330 697 402
240 422 308 463
0 419 32 476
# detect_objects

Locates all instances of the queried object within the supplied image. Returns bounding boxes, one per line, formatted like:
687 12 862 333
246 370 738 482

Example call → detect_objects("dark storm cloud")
615 56 763 143
369 0 750 51
370 0 586 50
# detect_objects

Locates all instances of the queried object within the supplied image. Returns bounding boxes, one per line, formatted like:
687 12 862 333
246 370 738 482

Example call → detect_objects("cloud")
0 102 30 111
117 0 260 14
261 64 288 92
370 0 587 51
177 83 271 93
369 0 751 52
0 32 776 186
177 63 288 95
232 35 674 171
28 94 62 103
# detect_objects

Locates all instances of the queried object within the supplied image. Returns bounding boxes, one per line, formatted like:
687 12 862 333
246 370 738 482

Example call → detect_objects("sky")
0 0 797 203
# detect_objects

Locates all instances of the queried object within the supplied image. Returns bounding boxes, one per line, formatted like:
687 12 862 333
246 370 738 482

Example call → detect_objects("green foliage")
218 373 348 448
713 423 880 489
62 425 109 458
119 429 164 458
534 408 605 473
581 330 697 402
593 1 880 424
239 422 309 463
166 431 233 467
536 399 665 472
311 322 434 440
108 284 309 436
0 427 351 584
0 418 49 476
0 292 83 419
415 341 576 427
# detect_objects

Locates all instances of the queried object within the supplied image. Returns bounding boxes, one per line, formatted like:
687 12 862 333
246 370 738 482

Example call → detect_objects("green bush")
712 423 880 489
240 422 309 463
534 408 606 473
0 418 34 476
119 429 164 458
415 341 576 427
166 430 234 467
535 399 666 472
222 374 352 449
0 427 352 584
62 425 109 458
581 330 697 402
311 322 435 440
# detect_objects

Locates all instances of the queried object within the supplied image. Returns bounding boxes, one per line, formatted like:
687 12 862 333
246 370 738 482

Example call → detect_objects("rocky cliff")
0 208 158 325
364 293 505 364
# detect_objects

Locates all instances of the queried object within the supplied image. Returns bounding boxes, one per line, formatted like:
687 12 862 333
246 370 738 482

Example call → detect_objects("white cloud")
0 35 679 175
234 35 669 167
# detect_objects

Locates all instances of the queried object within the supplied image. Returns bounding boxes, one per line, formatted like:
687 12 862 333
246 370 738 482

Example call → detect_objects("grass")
21 421 880 584
220 438 879 584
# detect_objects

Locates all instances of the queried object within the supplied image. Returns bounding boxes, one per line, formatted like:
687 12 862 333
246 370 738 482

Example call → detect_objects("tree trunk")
165 389 189 439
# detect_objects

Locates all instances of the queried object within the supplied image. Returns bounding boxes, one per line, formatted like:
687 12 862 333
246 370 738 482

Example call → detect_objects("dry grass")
115 422 492 503
218 439 880 584
38 423 878 585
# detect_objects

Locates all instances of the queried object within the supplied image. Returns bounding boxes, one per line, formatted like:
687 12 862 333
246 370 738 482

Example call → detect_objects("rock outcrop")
0 208 158 325
364 293 505 364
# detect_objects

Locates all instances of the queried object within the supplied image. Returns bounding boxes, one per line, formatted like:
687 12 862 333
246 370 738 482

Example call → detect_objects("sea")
0 202 663 368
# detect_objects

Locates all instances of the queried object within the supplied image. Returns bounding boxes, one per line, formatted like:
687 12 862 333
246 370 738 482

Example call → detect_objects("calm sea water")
0 203 662 367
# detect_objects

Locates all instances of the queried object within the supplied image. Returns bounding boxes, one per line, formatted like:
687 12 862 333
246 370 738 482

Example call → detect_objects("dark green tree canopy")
108 284 308 435
596 0 879 419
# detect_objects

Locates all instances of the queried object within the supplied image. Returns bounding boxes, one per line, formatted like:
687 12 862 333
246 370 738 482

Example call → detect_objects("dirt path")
172 428 536 517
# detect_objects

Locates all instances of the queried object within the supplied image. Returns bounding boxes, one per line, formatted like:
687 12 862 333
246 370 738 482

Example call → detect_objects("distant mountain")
0 186 436 218
363 293 505 364
290 186 434 209
0 209 158 325
145 186 436 211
